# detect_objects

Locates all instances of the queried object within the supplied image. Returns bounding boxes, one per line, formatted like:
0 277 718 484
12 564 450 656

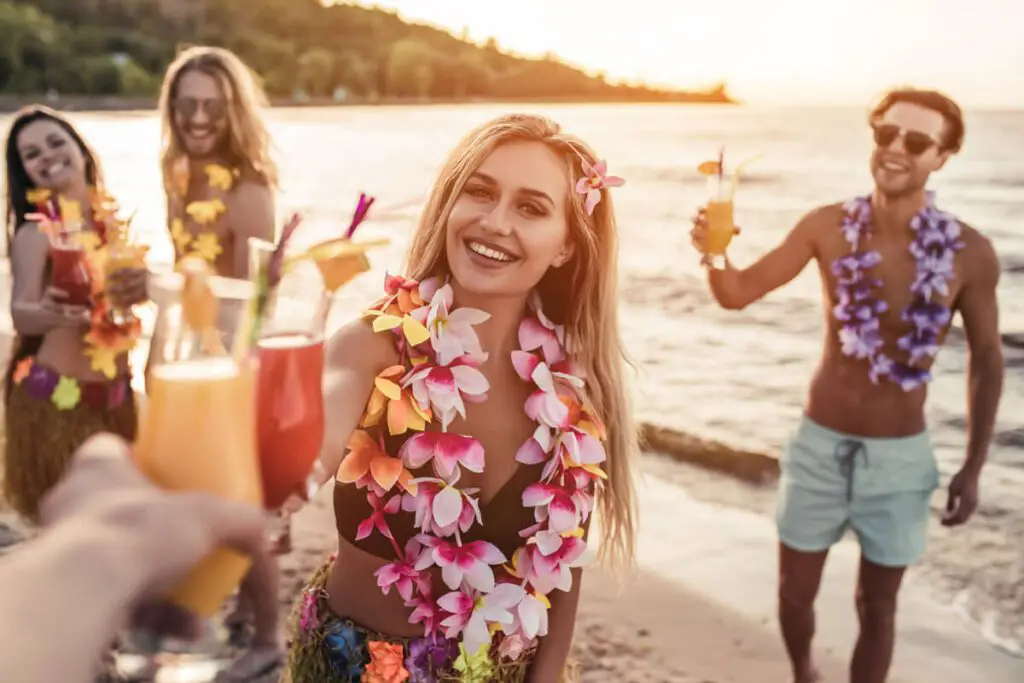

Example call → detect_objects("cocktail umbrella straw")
242 213 304 356
304 193 387 293
242 193 385 354
345 193 375 239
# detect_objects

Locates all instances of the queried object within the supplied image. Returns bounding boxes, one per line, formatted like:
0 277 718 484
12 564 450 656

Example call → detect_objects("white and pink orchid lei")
341 274 608 662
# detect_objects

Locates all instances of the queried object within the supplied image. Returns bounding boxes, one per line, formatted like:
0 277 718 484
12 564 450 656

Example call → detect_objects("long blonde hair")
405 114 639 572
158 46 278 191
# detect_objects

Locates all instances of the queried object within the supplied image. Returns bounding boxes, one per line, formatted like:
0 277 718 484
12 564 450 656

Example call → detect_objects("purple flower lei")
831 192 963 391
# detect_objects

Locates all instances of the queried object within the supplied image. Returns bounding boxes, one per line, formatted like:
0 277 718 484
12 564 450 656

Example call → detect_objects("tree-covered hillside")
0 0 735 103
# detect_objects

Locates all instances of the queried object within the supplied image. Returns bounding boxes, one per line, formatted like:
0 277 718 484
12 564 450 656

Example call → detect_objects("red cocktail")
49 244 93 306
256 332 326 509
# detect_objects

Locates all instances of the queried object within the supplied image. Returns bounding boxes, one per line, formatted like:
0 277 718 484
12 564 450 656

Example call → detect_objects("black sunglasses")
172 96 226 121
871 123 940 156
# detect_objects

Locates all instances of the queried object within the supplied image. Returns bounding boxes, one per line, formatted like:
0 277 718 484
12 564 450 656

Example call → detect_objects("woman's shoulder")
10 222 48 253
325 315 402 377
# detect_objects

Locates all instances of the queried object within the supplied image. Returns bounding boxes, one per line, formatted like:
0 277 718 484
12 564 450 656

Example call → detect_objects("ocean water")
1 102 1021 644
39 103 1018 474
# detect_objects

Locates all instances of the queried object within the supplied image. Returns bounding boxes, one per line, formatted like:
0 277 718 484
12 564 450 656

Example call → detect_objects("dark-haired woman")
2 106 148 521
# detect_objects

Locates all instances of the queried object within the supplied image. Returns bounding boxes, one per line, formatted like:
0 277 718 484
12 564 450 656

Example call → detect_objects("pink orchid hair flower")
573 155 625 216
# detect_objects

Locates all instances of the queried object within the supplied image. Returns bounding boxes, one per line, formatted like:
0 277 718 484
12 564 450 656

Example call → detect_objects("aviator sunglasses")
871 122 941 157
172 96 227 121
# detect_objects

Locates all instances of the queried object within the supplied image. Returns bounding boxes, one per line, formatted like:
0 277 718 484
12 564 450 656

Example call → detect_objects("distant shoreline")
0 93 739 114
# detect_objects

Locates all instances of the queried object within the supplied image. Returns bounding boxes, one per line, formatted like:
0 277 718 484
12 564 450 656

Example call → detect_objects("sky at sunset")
355 0 1022 108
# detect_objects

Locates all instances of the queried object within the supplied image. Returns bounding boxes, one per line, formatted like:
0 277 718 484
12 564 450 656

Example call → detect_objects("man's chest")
817 230 966 320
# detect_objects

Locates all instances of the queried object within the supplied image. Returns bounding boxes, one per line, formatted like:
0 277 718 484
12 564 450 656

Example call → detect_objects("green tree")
297 48 334 97
336 51 372 96
385 39 435 98
81 56 121 95
0 0 725 103
0 2 58 91
117 56 158 96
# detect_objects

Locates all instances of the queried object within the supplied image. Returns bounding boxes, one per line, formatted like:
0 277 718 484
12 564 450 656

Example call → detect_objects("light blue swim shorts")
775 416 940 568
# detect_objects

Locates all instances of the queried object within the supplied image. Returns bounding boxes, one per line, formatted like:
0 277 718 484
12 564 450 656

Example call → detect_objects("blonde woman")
158 45 277 278
285 114 638 682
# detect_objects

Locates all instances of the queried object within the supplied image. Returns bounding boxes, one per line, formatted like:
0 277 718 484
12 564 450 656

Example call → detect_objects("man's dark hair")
869 87 965 154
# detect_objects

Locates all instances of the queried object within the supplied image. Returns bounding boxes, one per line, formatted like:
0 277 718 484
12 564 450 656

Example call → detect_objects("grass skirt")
286 562 580 682
2 375 136 520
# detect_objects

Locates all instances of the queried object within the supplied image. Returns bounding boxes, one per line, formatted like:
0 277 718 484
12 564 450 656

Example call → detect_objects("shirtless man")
691 88 1004 683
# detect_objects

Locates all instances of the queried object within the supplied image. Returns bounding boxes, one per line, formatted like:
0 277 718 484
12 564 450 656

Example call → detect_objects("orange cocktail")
704 193 735 256
135 357 261 615
135 261 262 617
697 151 758 267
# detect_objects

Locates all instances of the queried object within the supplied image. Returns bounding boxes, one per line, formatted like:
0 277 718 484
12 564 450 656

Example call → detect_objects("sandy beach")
3 447 1020 682
0 308 1021 680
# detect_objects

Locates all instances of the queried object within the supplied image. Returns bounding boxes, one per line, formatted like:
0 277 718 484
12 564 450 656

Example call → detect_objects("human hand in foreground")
941 467 980 527
39 433 271 595
0 434 270 683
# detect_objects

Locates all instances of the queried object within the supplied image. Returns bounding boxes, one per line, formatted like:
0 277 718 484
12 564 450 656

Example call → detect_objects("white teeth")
468 240 514 262
46 161 66 176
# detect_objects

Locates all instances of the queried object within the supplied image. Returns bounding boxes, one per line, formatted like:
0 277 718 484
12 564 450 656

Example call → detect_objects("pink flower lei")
832 192 964 391
342 275 607 663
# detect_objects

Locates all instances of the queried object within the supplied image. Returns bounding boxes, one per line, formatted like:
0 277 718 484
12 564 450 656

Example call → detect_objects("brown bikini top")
333 429 545 560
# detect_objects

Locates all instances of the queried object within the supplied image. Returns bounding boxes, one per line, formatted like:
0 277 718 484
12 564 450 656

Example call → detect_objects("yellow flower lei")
26 188 147 384
168 159 235 265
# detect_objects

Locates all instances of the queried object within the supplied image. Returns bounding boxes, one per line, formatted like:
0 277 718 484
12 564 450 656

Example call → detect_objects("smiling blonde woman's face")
445 140 575 298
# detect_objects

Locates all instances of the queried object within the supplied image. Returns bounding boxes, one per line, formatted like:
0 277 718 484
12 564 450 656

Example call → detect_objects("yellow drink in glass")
115 262 261 680
704 196 735 255
698 151 759 269
134 356 262 616
703 174 735 268
135 265 262 617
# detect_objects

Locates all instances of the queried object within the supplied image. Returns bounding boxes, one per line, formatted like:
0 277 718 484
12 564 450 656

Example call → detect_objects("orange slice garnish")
297 237 389 292
697 160 721 176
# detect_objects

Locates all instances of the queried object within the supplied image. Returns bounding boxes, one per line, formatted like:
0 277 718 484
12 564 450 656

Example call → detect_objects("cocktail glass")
49 228 93 307
248 237 331 512
119 266 262 680
702 172 736 269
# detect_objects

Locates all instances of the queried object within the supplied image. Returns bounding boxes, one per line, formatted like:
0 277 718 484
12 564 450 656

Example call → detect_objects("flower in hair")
575 159 624 215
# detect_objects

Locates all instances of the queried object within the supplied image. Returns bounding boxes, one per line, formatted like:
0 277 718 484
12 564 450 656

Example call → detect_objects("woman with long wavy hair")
154 45 286 678
157 45 277 277
2 106 147 520
284 113 638 682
